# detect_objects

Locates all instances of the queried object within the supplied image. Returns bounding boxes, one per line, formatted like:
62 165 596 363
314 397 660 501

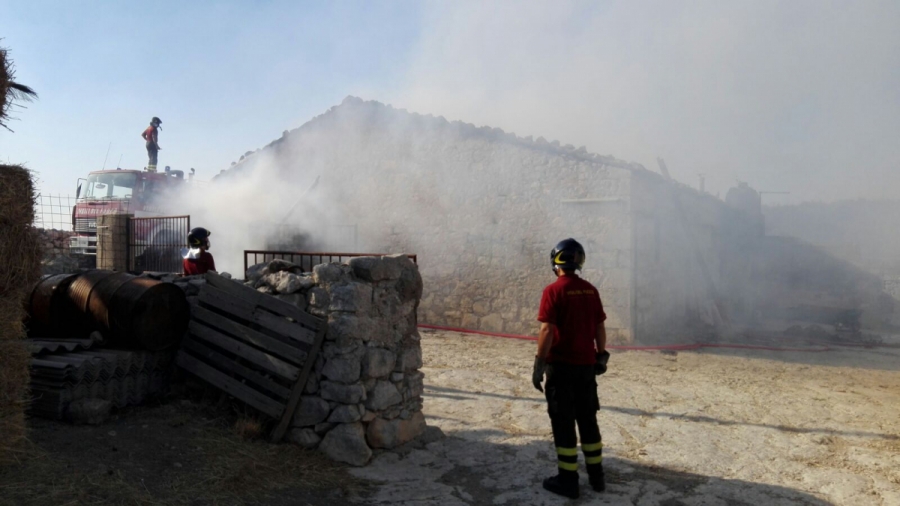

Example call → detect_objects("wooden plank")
271 319 327 442
192 305 310 362
181 338 292 400
253 310 317 346
176 351 284 418
189 321 300 381
200 284 316 345
205 271 322 330
198 284 256 322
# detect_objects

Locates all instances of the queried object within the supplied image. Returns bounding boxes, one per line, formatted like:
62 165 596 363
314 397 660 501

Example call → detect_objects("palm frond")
8 82 37 100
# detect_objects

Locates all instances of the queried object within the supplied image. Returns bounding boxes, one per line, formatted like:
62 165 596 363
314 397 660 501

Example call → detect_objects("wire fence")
34 194 77 231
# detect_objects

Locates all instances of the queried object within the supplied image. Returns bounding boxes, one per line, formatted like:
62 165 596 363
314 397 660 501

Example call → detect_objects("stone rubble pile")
36 228 74 255
35 228 80 275
173 255 425 466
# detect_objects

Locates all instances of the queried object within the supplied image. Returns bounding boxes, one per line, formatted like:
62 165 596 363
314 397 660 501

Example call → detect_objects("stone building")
215 97 811 343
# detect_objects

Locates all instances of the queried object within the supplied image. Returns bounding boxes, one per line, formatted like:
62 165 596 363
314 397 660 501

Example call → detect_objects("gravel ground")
352 329 900 505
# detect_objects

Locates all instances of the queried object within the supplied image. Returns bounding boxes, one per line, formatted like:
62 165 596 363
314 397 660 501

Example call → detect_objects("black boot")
542 470 579 499
587 464 605 492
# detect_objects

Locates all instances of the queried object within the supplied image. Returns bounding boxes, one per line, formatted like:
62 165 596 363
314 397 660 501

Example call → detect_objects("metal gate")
128 215 191 273
244 250 418 275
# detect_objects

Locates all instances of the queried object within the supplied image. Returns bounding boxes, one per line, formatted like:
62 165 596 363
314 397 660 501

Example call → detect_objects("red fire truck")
70 167 194 269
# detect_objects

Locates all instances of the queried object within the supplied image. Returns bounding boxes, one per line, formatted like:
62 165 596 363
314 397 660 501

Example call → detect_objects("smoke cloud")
154 1 899 341
382 0 900 203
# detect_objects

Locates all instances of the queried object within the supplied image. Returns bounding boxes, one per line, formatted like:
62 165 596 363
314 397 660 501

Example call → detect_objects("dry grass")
0 403 359 506
0 445 159 506
188 426 348 499
3 431 353 506
232 415 265 440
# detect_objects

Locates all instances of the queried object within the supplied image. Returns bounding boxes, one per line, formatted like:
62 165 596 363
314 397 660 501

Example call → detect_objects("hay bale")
0 164 37 227
0 339 29 465
0 164 41 466
0 224 41 299
0 166 41 298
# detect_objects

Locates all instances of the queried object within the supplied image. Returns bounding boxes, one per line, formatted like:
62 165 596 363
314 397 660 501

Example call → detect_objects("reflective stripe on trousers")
556 446 578 471
583 441 603 465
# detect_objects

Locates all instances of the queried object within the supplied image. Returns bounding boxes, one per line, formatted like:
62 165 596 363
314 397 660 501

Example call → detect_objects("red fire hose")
417 324 842 352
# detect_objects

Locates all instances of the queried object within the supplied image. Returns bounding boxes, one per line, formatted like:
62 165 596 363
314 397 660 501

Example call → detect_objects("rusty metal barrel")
28 270 189 350
86 272 136 333
67 270 114 314
27 273 84 337
102 275 189 351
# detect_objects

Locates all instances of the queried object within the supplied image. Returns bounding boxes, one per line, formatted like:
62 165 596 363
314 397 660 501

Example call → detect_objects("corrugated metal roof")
26 338 96 355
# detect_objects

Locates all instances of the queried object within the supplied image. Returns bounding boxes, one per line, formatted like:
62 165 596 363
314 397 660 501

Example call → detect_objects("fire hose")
417 324 889 353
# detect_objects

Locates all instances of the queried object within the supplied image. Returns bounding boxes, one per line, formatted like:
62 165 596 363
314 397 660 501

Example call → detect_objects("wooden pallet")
176 271 325 442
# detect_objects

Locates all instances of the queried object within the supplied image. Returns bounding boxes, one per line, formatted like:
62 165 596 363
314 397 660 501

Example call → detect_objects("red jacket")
537 274 607 365
142 125 159 147
183 252 216 276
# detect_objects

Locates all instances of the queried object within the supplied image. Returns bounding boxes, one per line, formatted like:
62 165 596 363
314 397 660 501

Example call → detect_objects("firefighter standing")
141 116 162 172
182 227 216 276
533 238 610 499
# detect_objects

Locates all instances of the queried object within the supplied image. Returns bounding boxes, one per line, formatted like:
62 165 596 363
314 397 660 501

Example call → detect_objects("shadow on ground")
356 428 832 506
684 344 900 371
425 385 899 442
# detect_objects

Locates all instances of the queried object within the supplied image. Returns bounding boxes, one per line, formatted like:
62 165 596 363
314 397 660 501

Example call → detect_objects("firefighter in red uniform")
533 238 610 499
141 116 162 173
182 227 216 276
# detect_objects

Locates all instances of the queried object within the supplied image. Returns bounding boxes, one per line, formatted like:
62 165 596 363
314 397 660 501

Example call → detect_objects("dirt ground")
3 330 899 505
354 330 900 505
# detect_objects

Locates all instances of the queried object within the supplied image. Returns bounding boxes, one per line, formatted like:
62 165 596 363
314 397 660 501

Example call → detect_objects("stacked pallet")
177 272 325 442
28 339 174 420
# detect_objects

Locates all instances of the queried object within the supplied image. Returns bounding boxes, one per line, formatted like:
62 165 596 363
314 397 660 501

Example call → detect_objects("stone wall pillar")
97 213 131 272
243 254 425 466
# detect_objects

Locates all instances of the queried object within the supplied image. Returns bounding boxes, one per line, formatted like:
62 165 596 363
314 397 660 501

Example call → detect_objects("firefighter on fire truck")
141 116 162 173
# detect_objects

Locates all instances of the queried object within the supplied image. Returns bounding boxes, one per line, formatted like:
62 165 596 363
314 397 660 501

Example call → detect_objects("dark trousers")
146 142 158 172
545 363 603 476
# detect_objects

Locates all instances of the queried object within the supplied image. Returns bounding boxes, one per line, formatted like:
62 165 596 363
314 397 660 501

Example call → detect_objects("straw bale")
0 164 37 227
0 223 41 294
0 167 42 297
0 163 40 466
0 338 28 403
0 338 29 465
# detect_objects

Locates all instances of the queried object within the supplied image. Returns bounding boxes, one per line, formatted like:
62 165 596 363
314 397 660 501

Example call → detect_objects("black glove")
594 350 610 376
532 356 546 392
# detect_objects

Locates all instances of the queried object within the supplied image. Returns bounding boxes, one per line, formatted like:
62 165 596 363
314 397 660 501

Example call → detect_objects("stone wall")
629 172 895 338
241 255 424 466
764 199 900 278
220 97 637 342
630 172 760 342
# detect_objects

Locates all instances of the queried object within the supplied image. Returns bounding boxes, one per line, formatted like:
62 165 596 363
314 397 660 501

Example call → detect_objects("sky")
1 0 898 203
